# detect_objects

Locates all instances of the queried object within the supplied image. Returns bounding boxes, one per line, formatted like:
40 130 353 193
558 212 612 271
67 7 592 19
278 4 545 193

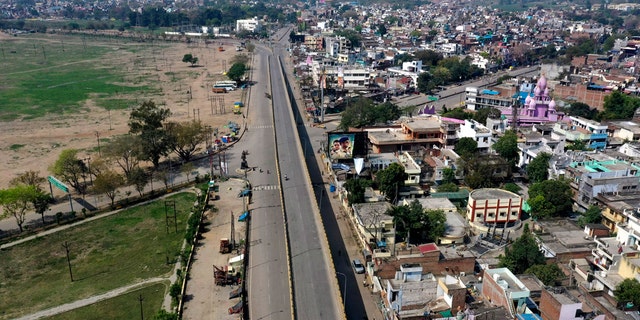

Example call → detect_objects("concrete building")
552 116 608 151
465 86 514 111
466 188 523 225
482 268 532 318
235 17 261 32
351 202 395 259
539 287 607 320
566 158 640 208
459 119 493 153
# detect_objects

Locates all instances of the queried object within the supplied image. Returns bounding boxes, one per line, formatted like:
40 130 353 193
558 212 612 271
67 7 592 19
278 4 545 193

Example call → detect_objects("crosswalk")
250 124 274 129
252 184 278 191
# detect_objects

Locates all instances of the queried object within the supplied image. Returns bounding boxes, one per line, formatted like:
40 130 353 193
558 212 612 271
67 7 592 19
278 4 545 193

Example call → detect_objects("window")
500 212 506 217
511 211 518 216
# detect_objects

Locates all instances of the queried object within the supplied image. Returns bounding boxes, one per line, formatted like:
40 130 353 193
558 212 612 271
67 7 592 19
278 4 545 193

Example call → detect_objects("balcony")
373 248 392 259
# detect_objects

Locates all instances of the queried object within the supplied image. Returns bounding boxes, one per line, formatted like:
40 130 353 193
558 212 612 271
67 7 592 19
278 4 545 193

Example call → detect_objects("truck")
220 238 231 253
212 88 227 94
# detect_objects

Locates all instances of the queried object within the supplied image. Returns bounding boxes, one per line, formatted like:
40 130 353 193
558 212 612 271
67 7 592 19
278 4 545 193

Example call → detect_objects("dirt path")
14 278 168 320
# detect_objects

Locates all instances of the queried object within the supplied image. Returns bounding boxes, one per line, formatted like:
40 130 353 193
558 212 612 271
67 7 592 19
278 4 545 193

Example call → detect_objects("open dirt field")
0 31 248 190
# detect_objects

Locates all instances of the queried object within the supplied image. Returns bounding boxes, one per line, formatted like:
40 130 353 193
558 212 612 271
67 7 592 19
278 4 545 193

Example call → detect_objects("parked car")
352 259 365 274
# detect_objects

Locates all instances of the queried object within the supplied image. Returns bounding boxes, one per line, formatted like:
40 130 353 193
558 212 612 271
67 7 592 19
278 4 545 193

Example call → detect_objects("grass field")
0 192 195 320
0 34 161 121
46 283 168 320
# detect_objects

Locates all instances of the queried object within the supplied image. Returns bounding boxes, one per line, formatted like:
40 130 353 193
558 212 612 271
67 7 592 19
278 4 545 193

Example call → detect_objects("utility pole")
62 241 74 281
95 131 101 157
138 294 144 320
320 67 326 123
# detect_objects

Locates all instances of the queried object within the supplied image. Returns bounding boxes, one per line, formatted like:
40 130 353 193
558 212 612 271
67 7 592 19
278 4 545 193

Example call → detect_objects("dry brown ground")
0 32 248 191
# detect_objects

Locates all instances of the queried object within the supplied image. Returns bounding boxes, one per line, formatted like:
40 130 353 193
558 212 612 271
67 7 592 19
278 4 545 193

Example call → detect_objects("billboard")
328 132 368 160
328 133 354 159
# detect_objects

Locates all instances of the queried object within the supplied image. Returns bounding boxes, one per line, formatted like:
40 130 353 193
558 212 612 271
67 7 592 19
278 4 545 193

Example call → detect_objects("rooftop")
402 117 443 131
414 197 457 210
469 188 520 200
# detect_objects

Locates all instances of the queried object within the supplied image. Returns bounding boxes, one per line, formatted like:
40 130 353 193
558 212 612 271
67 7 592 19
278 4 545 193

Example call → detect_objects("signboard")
328 133 355 159
48 176 69 193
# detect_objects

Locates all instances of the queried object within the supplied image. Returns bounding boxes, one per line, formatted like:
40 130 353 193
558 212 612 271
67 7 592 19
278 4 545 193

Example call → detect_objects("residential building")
539 287 607 320
397 151 421 186
566 158 640 208
552 116 608 151
466 188 523 225
465 86 514 111
235 17 261 32
458 119 492 153
482 268 532 318
607 120 640 142
534 220 595 263
351 202 395 259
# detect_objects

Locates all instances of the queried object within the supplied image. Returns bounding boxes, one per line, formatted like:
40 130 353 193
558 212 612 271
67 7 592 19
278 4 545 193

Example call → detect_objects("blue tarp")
238 189 251 197
481 89 499 95
238 211 249 221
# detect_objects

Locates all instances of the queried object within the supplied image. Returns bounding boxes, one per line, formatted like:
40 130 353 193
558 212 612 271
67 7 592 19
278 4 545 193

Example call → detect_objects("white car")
352 259 365 274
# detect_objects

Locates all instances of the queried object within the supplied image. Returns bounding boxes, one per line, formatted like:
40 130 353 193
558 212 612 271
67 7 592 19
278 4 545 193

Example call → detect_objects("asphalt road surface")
394 65 542 112
268 28 343 319
243 48 293 319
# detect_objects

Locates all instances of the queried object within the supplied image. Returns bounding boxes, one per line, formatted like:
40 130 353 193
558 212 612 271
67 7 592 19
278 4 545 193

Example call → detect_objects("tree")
182 53 198 67
32 191 52 225
103 134 143 178
128 100 172 168
50 149 87 194
343 178 372 205
499 224 545 274
93 170 125 207
245 42 255 53
376 24 387 37
416 72 434 94
473 107 502 125
437 183 459 192
455 137 478 160
128 167 149 197
567 102 598 119
388 200 446 244
166 120 209 162
441 167 456 185
339 98 401 130
10 170 46 189
615 278 640 308
528 179 573 218
492 130 519 166
503 183 521 195
525 264 564 286
230 54 249 65
600 91 640 120
526 152 552 183
579 205 602 227
376 163 407 203
227 62 247 82
0 185 41 232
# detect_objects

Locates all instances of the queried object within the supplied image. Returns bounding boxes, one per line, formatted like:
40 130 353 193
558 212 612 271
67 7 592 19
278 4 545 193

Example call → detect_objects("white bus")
215 81 237 87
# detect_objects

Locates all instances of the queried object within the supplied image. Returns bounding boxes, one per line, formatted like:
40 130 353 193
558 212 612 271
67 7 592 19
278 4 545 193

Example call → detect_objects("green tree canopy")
455 137 478 160
338 98 401 130
166 120 209 162
615 278 640 308
473 107 502 125
128 100 172 168
416 72 434 94
578 205 602 227
388 200 446 244
93 170 125 207
599 91 640 120
437 182 459 192
0 184 43 232
103 134 143 179
227 62 247 82
343 178 372 205
492 130 519 165
376 163 407 202
566 102 598 119
525 264 564 286
182 53 198 66
528 179 573 219
49 149 87 194
526 152 552 183
499 224 545 274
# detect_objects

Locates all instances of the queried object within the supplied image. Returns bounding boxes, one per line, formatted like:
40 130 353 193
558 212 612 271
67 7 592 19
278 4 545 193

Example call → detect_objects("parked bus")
213 84 236 91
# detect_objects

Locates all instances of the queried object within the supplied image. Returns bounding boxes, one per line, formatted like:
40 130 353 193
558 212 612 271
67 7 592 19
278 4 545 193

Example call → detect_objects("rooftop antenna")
512 94 520 132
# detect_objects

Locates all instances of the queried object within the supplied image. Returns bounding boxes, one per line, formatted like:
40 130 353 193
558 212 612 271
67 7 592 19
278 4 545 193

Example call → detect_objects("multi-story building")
465 86 514 111
235 17 261 32
303 34 324 52
466 188 523 225
458 119 493 153
539 287 607 320
552 116 608 150
482 268 532 318
566 158 640 208
607 120 640 142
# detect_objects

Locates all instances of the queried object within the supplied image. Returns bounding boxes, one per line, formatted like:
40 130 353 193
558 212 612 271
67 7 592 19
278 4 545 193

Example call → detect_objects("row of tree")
564 91 640 121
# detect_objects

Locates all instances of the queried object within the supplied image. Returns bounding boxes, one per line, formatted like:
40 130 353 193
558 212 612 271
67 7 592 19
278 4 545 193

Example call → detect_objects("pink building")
500 75 568 128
